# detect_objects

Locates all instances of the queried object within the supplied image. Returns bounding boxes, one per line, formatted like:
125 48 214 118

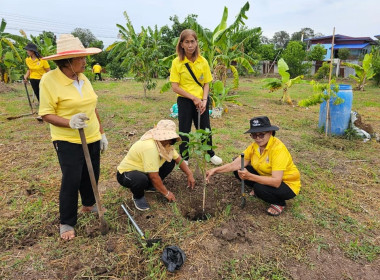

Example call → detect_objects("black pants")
53 140 100 226
177 96 215 160
30 79 41 101
233 165 296 206
117 160 175 199
94 73 102 81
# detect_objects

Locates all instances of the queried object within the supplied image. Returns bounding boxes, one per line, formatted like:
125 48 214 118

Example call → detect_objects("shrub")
338 48 350 61
314 62 330 80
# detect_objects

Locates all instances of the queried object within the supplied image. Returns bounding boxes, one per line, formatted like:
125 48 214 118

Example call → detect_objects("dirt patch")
0 82 15 94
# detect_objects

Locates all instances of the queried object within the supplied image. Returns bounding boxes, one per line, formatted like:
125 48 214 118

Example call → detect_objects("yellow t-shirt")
25 57 50 79
93 64 102 73
117 139 179 174
39 68 101 144
243 136 301 195
169 55 212 99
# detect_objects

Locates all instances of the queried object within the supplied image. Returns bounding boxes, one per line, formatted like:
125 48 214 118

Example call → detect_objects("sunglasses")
250 133 267 139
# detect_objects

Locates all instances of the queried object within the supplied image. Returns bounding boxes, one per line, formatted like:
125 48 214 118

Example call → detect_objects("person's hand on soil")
69 113 89 129
187 174 195 189
165 191 176 202
206 168 216 183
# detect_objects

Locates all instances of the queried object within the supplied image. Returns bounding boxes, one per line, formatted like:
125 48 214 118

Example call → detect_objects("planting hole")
185 210 211 221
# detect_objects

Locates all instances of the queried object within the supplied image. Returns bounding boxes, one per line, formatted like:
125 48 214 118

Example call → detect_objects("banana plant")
210 80 241 110
342 53 375 91
190 2 255 88
0 18 27 82
108 12 164 97
262 58 303 105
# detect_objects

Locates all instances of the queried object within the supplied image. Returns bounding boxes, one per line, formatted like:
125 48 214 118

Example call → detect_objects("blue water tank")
318 84 353 135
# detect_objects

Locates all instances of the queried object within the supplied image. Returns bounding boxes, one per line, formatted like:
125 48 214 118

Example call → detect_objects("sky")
1 0 379 48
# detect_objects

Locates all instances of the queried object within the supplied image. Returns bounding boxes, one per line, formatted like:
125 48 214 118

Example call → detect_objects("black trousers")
30 79 41 101
94 73 102 81
53 140 100 226
117 160 175 199
177 96 215 160
233 165 296 206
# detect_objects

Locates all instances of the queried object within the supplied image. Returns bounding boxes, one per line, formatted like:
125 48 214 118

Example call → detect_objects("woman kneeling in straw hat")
39 34 108 240
206 116 301 216
117 120 195 211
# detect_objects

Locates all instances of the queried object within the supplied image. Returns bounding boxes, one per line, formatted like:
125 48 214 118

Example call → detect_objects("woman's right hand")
165 191 176 202
192 97 202 109
23 76 28 84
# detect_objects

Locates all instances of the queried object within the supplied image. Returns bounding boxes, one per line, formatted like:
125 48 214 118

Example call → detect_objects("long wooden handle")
24 83 34 114
79 128 105 221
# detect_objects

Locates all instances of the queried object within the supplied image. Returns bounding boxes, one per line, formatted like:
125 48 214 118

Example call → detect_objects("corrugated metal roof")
333 43 370 49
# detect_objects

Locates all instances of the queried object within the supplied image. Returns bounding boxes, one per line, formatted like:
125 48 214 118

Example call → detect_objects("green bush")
314 62 330 80
107 61 128 80
281 41 311 78
338 48 350 60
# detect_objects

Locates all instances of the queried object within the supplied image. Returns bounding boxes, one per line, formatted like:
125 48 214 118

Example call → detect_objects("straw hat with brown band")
43 34 101 60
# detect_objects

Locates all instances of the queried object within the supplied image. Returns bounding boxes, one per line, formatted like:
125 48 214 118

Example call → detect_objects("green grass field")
0 77 379 279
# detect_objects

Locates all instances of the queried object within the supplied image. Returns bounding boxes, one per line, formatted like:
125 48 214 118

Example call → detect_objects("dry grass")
0 77 379 279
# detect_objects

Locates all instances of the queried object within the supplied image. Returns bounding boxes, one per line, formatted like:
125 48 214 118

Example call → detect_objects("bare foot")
60 224 75 240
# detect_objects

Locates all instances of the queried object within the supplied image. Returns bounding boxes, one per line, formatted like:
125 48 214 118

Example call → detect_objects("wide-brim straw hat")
141 120 181 142
43 34 101 60
244 116 279 134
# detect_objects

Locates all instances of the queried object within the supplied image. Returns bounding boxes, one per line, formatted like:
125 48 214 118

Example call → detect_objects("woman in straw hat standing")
117 120 195 211
39 34 108 240
206 116 301 216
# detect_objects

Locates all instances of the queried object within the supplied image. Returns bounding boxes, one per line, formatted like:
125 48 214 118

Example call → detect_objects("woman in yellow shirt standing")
23 43 50 101
39 34 108 240
206 116 301 216
170 29 222 166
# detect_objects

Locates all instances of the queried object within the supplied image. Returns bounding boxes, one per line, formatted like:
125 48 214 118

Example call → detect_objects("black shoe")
132 196 150 211
145 186 157 193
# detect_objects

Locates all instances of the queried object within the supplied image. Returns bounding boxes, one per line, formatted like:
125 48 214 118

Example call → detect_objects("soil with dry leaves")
0 79 379 279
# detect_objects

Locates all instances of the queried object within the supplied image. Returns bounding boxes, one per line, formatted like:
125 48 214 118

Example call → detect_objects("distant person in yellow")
92 63 102 81
23 43 51 101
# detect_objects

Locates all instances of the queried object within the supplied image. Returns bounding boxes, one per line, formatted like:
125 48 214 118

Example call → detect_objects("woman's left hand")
200 99 207 114
238 169 251 181
100 133 108 153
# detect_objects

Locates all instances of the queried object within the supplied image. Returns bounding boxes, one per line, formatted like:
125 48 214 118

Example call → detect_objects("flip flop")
267 204 285 216
60 224 75 240
82 204 107 213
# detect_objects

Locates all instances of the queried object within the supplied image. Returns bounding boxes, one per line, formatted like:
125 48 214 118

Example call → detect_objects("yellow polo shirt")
93 64 102 73
117 139 179 174
243 136 301 195
169 55 212 99
25 57 50 79
39 68 101 144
